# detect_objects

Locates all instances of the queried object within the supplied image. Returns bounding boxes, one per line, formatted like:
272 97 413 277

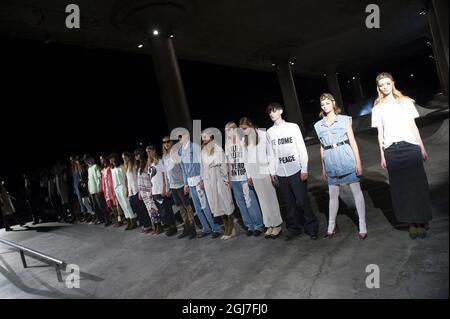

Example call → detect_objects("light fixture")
410 73 414 77
170 34 174 38
419 9 427 15
429 55 434 59
271 63 276 67
323 73 327 77
426 41 432 46
352 76 356 80
137 44 143 48
289 61 294 65
153 29 159 36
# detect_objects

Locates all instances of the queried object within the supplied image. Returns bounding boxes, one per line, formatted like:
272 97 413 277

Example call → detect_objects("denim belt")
323 140 350 150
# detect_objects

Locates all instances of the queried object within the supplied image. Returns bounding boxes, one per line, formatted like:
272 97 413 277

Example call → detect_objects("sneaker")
264 227 273 239
246 230 254 236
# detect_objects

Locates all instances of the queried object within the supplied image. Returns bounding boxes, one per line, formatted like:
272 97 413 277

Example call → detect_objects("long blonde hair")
373 72 414 107
161 136 173 157
201 129 216 156
122 151 135 173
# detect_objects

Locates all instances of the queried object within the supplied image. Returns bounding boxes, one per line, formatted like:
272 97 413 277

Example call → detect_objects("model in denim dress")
314 93 367 240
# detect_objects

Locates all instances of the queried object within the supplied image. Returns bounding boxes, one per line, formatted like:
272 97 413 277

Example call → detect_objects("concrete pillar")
427 0 449 97
275 61 304 132
352 76 365 104
148 33 192 133
326 69 345 114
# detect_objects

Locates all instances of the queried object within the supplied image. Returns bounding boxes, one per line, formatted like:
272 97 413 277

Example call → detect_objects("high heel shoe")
358 232 368 240
324 225 338 239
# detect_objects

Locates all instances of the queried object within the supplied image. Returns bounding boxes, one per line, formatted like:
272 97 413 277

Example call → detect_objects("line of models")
1 73 433 240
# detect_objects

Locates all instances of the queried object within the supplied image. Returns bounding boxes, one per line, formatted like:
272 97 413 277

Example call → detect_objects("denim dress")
314 115 359 185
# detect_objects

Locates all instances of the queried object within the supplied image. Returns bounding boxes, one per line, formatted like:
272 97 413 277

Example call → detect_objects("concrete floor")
0 112 448 299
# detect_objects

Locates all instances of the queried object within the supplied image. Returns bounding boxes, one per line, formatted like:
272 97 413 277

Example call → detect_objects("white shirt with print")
266 120 308 176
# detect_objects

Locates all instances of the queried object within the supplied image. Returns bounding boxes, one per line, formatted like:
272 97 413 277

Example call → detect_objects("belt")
323 140 350 150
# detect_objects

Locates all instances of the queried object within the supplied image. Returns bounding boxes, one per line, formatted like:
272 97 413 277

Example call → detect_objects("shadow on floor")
0 255 97 299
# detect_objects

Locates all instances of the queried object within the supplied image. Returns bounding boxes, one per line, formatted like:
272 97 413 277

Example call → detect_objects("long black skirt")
384 141 432 224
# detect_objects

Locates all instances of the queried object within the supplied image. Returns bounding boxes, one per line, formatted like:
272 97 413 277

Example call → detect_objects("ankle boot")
124 218 131 230
178 225 189 239
155 223 162 235
188 224 197 239
128 218 137 230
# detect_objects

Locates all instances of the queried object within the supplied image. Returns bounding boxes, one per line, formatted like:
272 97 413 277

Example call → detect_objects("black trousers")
91 192 110 223
153 195 176 226
129 194 152 228
278 172 319 235
384 142 432 224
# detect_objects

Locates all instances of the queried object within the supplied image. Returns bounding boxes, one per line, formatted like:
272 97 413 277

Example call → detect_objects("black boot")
165 225 178 237
188 224 197 239
177 225 189 239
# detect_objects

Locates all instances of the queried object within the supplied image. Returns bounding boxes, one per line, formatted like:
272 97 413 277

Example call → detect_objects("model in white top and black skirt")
371 72 432 239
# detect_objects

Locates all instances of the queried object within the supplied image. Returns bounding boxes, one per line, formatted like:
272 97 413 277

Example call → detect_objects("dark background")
0 36 440 199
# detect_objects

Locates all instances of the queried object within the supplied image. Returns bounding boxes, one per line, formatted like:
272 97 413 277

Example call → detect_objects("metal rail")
0 238 66 282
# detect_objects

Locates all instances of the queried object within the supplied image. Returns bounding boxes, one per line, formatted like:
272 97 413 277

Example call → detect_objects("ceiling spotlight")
426 41 432 46
153 29 159 36
347 80 351 84
289 61 294 65
410 73 414 77
137 44 143 48
352 76 356 80
419 9 427 15
429 55 434 59
271 63 276 67
323 73 327 77
170 34 174 38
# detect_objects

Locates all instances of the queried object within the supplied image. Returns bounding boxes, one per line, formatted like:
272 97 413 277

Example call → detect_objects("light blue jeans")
190 185 222 233
231 181 264 232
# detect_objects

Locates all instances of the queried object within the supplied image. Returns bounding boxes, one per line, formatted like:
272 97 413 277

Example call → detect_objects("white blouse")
371 98 419 149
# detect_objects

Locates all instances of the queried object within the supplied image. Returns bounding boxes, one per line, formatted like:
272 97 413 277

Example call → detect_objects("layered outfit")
179 141 222 235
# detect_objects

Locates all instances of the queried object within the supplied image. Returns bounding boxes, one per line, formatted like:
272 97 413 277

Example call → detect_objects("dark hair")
134 149 148 175
109 153 121 166
266 102 283 114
